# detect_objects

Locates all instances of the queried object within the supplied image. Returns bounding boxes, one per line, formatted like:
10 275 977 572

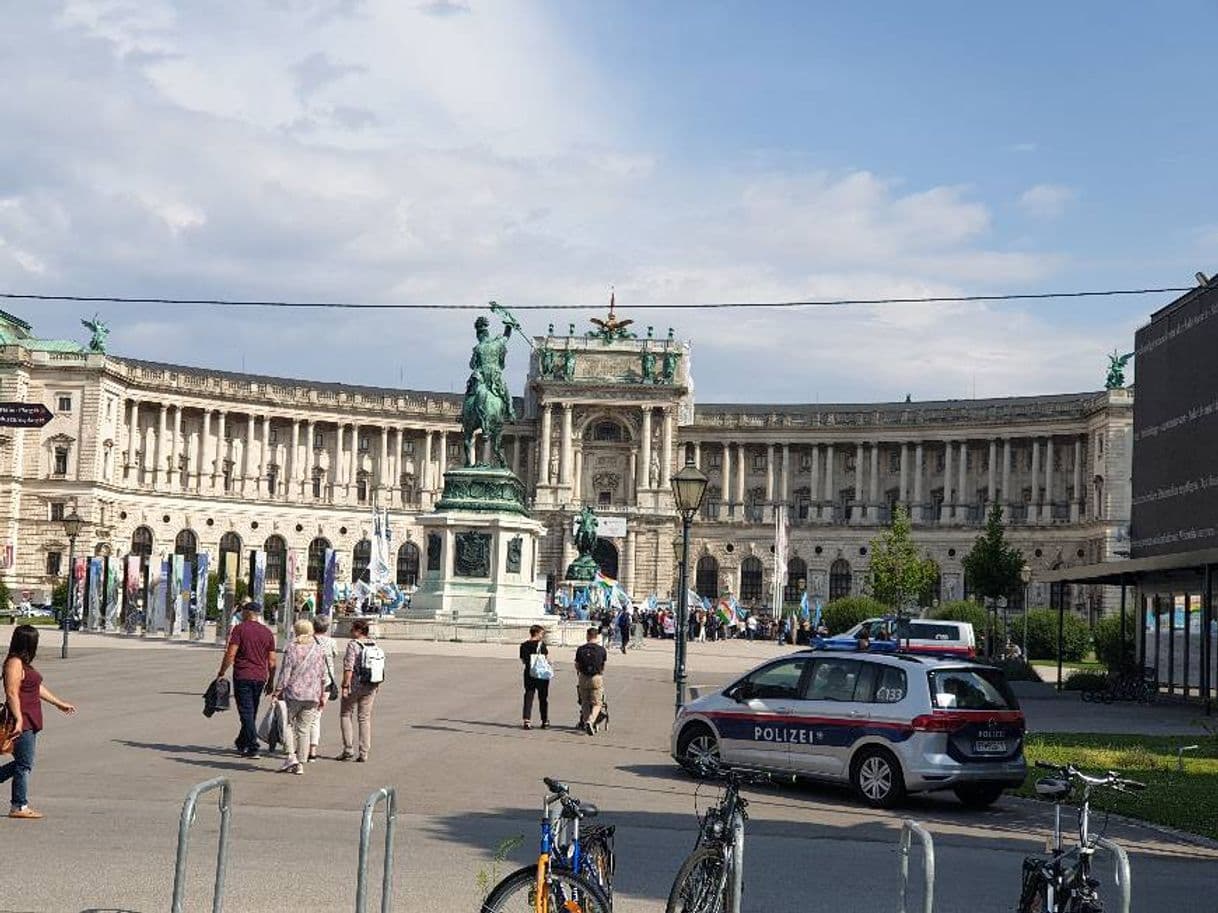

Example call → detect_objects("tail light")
912 713 970 732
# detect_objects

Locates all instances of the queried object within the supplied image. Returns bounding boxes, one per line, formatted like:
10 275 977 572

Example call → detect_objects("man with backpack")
337 618 384 762
574 626 608 735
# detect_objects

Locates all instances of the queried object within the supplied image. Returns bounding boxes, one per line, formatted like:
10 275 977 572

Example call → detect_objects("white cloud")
0 2 1100 402
1018 184 1078 220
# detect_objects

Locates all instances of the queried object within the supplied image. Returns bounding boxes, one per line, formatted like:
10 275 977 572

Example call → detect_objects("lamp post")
671 460 709 716
1020 562 1032 662
61 510 83 659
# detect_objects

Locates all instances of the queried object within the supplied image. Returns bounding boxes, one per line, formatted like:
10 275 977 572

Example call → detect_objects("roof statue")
588 288 635 344
82 314 109 353
1105 349 1134 390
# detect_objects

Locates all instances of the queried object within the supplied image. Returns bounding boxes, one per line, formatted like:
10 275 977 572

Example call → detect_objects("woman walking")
518 624 551 730
308 615 339 763
1 625 76 819
271 619 326 775
339 619 381 762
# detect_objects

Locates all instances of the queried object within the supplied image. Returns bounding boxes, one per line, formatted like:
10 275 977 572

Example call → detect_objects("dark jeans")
233 678 266 753
522 673 550 722
0 729 36 809
618 627 630 654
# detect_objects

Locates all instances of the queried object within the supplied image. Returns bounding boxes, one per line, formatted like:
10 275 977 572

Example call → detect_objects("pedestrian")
519 624 551 730
856 628 871 652
1 625 76 819
616 606 631 654
746 613 758 641
272 619 326 775
338 618 382 762
216 601 276 759
575 626 608 735
308 614 340 762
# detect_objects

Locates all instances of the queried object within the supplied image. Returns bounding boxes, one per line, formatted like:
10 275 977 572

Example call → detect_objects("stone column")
127 400 139 476
259 415 270 496
561 403 574 487
1071 436 1082 522
1043 436 1055 523
423 430 435 494
661 408 674 488
693 441 701 469
304 421 315 497
721 442 731 517
1002 438 1012 516
912 442 924 523
624 528 637 596
780 443 790 512
512 435 521 476
987 439 997 506
809 444 820 520
957 439 968 522
627 447 637 505
1030 438 1041 523
899 442 909 505
539 404 553 486
854 441 865 524
199 410 211 493
380 425 390 494
154 403 167 490
868 442 879 522
941 441 953 523
348 425 359 501
574 448 583 501
823 443 835 521
393 427 403 501
215 411 227 492
735 443 746 510
765 443 775 522
438 429 447 482
169 405 183 489
639 407 652 494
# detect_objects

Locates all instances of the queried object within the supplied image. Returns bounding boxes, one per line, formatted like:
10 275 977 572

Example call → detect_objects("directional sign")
0 402 53 428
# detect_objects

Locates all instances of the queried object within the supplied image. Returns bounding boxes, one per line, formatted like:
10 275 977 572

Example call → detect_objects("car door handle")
848 710 869 719
775 707 795 715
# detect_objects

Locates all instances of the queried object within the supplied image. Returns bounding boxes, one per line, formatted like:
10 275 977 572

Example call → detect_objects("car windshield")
927 668 1018 711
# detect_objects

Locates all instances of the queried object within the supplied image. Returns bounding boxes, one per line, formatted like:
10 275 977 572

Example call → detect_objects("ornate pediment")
48 433 76 445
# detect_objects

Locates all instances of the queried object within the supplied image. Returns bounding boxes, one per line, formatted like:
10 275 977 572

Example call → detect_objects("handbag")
528 642 554 681
0 704 17 756
317 637 340 701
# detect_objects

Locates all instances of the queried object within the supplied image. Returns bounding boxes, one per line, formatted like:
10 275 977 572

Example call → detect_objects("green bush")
1062 670 1109 692
1092 613 1135 673
1025 608 1090 661
51 581 69 616
822 596 888 635
0 578 10 615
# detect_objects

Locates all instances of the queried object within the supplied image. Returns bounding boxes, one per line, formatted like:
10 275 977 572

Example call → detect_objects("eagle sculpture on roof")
588 289 635 344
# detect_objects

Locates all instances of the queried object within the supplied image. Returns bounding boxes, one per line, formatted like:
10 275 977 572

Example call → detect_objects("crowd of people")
572 603 832 648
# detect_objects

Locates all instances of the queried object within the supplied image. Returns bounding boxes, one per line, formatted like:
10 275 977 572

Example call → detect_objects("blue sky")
2 1 1216 402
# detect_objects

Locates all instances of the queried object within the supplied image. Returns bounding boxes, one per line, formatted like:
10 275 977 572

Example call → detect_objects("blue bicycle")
481 777 615 913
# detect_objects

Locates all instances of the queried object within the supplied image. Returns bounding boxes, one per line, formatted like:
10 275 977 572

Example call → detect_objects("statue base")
564 554 599 582
435 464 529 516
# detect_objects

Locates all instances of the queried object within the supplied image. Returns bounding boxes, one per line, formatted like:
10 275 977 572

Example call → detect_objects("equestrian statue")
462 302 523 468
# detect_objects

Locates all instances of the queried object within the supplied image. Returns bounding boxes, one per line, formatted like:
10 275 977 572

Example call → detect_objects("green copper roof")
0 311 86 353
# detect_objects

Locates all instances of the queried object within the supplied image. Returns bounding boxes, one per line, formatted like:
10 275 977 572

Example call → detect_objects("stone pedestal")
406 465 547 622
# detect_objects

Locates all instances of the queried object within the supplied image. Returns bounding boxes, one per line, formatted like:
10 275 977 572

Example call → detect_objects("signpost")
0 403 52 427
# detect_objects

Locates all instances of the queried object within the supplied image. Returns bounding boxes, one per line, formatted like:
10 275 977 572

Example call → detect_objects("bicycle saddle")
1035 778 1071 801
563 801 598 819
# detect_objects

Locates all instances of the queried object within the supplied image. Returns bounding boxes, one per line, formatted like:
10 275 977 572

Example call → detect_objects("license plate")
974 740 1008 754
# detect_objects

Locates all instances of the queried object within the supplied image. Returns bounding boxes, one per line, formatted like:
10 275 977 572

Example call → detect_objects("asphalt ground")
1 630 1215 913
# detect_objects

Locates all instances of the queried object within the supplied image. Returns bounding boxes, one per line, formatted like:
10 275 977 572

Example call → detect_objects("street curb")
1007 794 1218 850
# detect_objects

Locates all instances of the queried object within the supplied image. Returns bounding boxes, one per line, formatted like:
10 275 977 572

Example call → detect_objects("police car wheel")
953 783 1005 809
677 725 720 775
851 748 905 809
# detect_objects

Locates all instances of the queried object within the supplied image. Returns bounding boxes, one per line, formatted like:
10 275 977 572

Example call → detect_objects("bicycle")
1017 761 1145 912
481 776 615 913
666 760 769 913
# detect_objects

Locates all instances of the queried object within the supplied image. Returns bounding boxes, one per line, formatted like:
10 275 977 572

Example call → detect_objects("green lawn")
1019 732 1218 840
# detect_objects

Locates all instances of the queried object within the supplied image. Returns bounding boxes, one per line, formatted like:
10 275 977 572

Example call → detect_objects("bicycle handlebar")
543 777 568 796
1034 761 1145 792
694 759 771 785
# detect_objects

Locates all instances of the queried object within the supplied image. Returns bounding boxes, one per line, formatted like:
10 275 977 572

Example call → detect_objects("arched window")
396 542 420 587
131 526 154 558
829 559 852 600
219 532 243 581
174 529 197 563
264 535 287 592
585 420 625 443
307 537 330 582
352 539 371 583
695 555 719 600
784 556 807 605
740 556 763 603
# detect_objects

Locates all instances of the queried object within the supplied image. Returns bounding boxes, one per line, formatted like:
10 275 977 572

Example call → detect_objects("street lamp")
61 510 83 659
671 460 709 716
1020 562 1032 661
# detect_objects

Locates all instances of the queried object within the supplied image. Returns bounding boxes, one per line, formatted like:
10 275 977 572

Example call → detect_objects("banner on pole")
86 556 104 630
169 555 186 636
104 557 121 632
321 548 338 616
149 558 169 633
193 553 210 640
124 555 142 633
282 549 297 637
72 556 87 622
250 549 267 605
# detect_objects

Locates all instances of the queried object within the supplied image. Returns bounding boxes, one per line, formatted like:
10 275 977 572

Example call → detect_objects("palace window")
740 556 763 602
402 440 415 455
359 434 370 453
592 421 623 442
312 470 323 499
752 451 766 471
57 395 72 413
269 428 279 445
888 450 900 472
708 450 722 469
266 466 278 496
746 487 765 523
356 476 368 503
703 486 722 520
53 447 68 475
799 450 812 472
222 463 233 493
598 490 612 508
313 431 324 448
795 487 811 520
49 501 65 522
46 551 62 577
829 559 852 600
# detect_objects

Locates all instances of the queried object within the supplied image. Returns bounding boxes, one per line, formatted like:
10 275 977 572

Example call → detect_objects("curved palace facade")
0 309 1131 617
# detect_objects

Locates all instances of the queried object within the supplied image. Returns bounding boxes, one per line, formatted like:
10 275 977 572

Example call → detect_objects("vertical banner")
281 549 297 638
124 555 142 634
150 558 169 633
250 549 267 606
104 557 121 632
142 558 158 635
72 556 87 624
321 547 338 616
169 555 186 636
87 557 104 631
218 550 240 642
193 553 210 641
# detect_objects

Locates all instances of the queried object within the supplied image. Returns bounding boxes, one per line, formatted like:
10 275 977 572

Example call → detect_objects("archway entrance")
593 538 619 579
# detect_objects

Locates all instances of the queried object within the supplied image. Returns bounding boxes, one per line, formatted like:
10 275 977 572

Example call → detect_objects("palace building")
0 308 1132 618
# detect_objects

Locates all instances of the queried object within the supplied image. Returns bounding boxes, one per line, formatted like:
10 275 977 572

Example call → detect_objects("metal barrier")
356 786 398 913
172 777 232 913
897 820 935 913
1093 837 1132 913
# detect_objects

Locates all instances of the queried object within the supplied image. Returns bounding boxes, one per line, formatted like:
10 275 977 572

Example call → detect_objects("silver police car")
671 649 1026 808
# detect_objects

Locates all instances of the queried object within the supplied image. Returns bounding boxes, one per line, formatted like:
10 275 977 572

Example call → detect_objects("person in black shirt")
574 627 608 735
519 625 551 730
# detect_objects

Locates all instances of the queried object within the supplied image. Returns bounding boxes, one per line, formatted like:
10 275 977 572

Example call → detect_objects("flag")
773 502 789 617
800 590 811 621
812 596 824 630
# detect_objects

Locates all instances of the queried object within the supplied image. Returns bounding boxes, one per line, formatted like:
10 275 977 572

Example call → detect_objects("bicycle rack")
728 811 745 913
1093 837 1132 913
897 820 935 913
172 777 232 913
355 786 398 913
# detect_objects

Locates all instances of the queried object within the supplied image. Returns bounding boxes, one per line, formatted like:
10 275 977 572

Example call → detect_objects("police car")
671 649 1025 809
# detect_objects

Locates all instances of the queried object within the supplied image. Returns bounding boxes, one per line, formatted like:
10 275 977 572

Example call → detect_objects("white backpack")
358 641 386 685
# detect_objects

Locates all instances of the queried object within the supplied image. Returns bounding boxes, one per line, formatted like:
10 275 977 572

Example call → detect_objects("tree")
0 578 10 615
962 504 1025 655
1025 608 1089 662
867 505 937 613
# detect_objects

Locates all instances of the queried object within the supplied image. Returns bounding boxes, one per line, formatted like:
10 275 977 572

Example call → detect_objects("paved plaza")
2 629 1215 912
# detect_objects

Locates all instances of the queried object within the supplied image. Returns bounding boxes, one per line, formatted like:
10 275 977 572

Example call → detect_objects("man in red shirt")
216 603 276 758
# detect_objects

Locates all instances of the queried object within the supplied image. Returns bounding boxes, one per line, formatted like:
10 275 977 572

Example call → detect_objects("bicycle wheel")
1017 862 1049 913
482 864 612 913
666 846 730 913
581 827 615 901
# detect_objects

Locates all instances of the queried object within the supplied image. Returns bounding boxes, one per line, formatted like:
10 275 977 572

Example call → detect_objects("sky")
2 1 1216 403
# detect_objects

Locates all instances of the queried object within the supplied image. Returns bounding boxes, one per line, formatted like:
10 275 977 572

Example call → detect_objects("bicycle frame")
531 789 585 913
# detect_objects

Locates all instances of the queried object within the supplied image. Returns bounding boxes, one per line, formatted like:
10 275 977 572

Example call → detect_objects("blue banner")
193 553 210 640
